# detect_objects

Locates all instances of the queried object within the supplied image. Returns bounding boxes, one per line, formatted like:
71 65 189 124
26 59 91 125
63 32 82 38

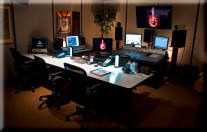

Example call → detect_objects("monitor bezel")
65 35 79 47
92 38 113 52
136 5 172 29
154 35 169 50
125 33 142 45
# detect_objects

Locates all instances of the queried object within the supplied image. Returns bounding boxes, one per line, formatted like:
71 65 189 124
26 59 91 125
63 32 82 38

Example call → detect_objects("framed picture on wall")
0 5 14 43
57 10 71 35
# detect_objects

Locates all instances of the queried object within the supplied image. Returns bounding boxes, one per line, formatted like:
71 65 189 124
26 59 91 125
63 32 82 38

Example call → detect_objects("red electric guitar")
148 7 159 28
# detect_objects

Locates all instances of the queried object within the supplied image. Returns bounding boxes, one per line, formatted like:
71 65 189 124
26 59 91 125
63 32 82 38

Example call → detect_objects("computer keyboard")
73 47 85 51
73 48 92 54
32 48 48 53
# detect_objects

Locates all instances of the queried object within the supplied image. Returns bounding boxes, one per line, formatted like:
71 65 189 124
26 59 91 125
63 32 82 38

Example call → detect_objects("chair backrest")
63 63 88 97
64 62 87 82
10 48 25 70
33 55 49 84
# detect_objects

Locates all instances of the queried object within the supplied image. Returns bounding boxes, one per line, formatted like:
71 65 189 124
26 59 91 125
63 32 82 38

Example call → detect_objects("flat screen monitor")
66 35 79 47
125 34 142 45
93 38 112 51
32 37 48 49
154 36 169 50
136 5 172 29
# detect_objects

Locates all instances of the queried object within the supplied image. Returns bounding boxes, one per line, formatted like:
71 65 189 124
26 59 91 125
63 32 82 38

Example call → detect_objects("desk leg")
116 40 120 50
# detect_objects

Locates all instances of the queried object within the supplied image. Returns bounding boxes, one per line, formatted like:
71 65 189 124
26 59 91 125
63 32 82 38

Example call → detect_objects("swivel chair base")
38 93 69 110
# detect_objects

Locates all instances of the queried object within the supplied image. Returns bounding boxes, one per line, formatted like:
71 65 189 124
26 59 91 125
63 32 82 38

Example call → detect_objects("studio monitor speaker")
54 38 63 50
80 37 85 45
115 22 122 40
171 30 187 48
144 29 153 43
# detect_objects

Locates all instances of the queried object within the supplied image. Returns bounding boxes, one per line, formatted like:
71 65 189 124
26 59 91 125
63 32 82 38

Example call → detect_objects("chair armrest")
49 71 65 81
46 65 52 69
50 71 65 76
24 60 34 64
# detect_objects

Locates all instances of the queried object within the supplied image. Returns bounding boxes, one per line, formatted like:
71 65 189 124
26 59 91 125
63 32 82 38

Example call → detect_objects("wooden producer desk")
24 53 153 89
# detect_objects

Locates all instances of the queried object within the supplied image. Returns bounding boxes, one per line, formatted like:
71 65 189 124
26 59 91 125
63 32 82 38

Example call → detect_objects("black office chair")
32 55 69 110
63 63 103 122
9 48 35 92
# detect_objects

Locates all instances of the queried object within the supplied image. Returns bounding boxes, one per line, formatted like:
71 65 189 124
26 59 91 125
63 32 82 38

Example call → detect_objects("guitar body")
148 7 159 28
148 15 159 27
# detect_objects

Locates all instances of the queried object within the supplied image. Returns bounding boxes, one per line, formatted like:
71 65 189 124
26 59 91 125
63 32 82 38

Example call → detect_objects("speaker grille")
115 27 122 40
171 30 187 47
144 29 153 43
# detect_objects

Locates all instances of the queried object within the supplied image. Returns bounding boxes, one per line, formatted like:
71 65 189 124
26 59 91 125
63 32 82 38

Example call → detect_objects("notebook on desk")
90 68 111 77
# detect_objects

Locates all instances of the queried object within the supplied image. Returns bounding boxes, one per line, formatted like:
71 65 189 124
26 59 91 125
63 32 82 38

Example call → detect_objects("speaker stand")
148 42 153 49
116 40 120 50
167 47 179 85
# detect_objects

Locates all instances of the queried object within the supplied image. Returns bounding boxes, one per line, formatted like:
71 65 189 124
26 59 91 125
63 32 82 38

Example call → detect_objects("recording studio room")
1 0 206 131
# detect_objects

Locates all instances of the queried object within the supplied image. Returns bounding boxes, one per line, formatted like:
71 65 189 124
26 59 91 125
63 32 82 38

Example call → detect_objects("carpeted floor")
3 81 202 130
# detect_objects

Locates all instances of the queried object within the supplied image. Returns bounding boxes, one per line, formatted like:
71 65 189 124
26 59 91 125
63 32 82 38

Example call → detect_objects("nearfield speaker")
54 38 63 50
80 37 86 45
115 22 122 40
171 30 187 48
144 29 153 43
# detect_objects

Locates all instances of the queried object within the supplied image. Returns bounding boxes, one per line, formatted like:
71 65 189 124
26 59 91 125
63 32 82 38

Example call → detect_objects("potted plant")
91 4 119 38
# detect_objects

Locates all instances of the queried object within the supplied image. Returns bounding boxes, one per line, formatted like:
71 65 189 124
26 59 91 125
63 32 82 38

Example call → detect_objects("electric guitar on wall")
148 7 159 28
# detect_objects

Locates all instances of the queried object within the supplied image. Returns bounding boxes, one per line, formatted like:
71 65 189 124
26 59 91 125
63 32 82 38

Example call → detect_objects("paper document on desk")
90 68 111 77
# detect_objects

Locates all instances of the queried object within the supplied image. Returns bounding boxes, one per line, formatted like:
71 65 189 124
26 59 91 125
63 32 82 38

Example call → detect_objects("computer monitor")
66 35 79 47
32 37 48 53
125 34 142 45
93 38 112 52
154 36 169 50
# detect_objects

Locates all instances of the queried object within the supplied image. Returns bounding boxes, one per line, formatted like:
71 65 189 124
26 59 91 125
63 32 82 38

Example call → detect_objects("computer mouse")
57 52 66 58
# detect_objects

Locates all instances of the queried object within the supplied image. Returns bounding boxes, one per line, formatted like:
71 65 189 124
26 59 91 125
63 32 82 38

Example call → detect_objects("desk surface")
24 54 153 89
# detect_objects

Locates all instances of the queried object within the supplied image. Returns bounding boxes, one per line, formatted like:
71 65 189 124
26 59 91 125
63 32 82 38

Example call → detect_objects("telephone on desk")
102 55 114 67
